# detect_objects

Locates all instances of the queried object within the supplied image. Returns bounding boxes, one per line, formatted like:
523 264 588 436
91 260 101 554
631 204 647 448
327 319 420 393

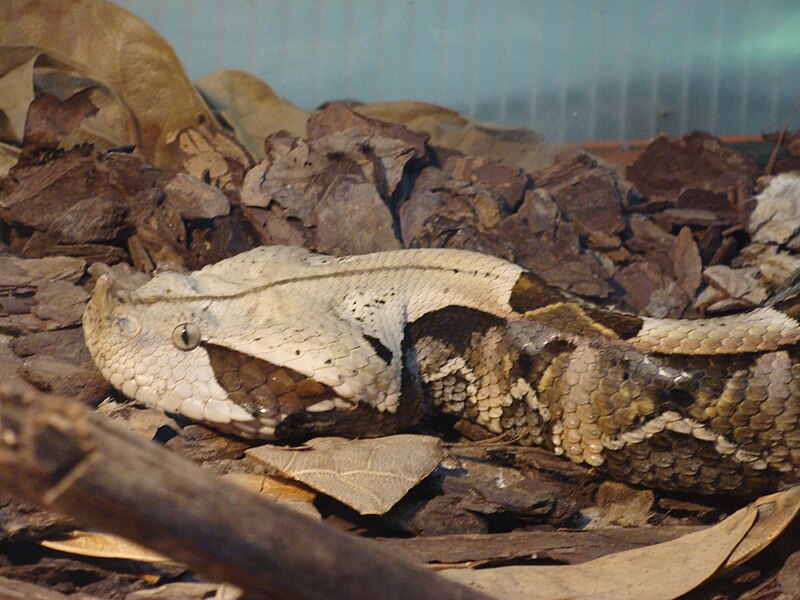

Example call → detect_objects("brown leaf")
41 530 171 563
196 70 309 161
721 486 800 571
0 51 37 142
0 0 224 170
247 435 444 515
442 499 759 600
591 481 654 528
128 582 242 600
222 473 321 521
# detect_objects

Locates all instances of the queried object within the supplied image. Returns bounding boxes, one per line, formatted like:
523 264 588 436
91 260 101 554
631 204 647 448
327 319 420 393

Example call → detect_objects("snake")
82 245 800 495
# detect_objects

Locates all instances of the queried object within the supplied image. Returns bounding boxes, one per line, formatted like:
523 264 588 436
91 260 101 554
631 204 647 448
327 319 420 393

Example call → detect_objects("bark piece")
379 526 702 567
613 262 689 317
95 399 181 441
703 265 768 306
592 481 655 528
495 189 613 299
313 176 401 255
9 328 91 365
670 227 702 299
626 132 757 205
163 172 230 220
164 121 253 191
355 100 571 174
0 256 85 294
442 154 528 210
308 103 428 166
532 153 626 243
19 355 109 404
31 280 90 329
749 173 800 245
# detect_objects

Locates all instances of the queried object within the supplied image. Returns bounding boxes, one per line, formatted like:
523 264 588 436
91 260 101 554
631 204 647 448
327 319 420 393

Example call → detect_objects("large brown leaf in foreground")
0 0 220 170
443 486 800 600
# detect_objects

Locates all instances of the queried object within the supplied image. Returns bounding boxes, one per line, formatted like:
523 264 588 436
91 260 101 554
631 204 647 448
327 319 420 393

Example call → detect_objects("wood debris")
0 1 800 597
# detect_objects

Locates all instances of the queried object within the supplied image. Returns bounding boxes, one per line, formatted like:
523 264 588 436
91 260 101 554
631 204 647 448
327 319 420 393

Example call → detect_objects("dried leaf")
41 530 172 563
222 473 321 520
442 500 759 600
196 70 308 160
1 0 223 170
0 140 20 178
721 486 800 571
247 435 444 515
0 51 36 142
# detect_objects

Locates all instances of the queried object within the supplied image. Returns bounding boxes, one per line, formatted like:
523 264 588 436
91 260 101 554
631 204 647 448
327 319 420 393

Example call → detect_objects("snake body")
83 246 800 495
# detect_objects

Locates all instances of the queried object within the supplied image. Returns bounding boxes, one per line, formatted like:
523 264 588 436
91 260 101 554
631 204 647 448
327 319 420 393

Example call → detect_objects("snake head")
82 271 262 435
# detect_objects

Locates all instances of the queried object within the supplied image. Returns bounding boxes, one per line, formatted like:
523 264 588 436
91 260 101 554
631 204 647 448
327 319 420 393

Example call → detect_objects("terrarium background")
119 0 799 143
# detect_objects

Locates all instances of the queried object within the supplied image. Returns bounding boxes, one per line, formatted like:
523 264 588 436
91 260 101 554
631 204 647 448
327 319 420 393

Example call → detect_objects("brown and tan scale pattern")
83 246 800 495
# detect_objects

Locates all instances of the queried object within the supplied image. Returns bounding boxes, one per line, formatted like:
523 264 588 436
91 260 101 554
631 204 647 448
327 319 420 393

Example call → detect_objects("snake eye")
172 323 201 351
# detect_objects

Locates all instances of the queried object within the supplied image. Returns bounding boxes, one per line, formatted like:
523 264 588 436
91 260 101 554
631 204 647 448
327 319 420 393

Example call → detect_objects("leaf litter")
0 1 800 597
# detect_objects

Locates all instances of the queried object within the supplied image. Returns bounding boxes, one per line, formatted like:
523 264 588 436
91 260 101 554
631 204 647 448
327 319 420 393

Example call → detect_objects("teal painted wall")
119 0 800 142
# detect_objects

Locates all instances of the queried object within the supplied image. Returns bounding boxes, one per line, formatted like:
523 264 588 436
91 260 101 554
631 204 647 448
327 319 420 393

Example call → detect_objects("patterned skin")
83 246 800 495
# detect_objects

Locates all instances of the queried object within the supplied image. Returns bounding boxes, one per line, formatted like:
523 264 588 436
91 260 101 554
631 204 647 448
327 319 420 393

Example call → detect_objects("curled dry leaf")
0 46 133 154
721 485 800 571
443 486 800 600
0 50 36 142
41 530 172 564
247 435 444 515
196 70 309 160
0 0 224 170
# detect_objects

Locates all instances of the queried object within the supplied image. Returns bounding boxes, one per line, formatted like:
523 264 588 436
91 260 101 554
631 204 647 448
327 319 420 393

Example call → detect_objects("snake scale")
83 245 800 495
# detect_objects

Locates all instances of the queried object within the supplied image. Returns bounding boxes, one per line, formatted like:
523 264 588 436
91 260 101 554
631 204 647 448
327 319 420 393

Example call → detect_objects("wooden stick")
0 382 490 600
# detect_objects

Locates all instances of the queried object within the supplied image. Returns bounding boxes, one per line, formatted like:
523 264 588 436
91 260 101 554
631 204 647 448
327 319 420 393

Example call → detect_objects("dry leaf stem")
0 382 490 600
